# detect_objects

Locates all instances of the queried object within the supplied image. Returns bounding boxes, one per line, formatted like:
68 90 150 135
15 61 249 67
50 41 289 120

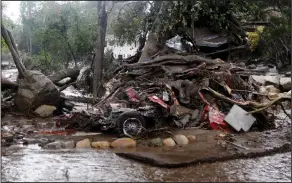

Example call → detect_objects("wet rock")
187 135 197 143
265 76 280 87
76 138 91 148
15 70 60 114
34 105 56 118
238 62 245 67
251 75 266 85
91 141 110 149
280 77 291 91
285 71 291 77
268 93 281 100
163 138 176 147
111 138 136 148
248 64 256 69
61 141 75 149
43 141 62 149
265 85 280 94
173 134 189 145
149 138 163 147
2 133 14 143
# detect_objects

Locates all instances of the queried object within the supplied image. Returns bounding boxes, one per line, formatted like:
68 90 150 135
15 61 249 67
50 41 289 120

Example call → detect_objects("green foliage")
30 50 63 75
110 2 148 45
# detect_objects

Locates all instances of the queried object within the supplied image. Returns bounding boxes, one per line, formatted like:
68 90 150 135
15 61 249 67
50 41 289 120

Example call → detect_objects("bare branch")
106 1 118 16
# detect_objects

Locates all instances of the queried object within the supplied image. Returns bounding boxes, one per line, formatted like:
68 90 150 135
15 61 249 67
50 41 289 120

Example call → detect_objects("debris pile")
60 52 291 137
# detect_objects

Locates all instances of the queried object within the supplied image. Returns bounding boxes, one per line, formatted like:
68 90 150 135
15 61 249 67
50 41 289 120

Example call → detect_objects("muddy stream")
1 67 291 182
1 145 290 182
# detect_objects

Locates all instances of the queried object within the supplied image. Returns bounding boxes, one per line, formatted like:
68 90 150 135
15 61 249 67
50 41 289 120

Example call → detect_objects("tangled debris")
57 51 290 137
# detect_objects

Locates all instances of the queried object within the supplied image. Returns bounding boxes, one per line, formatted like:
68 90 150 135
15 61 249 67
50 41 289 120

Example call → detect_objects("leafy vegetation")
1 0 291 74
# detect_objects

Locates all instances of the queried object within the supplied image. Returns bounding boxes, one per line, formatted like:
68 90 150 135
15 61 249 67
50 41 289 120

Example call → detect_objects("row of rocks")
251 75 291 91
43 137 137 150
149 134 196 147
42 134 197 150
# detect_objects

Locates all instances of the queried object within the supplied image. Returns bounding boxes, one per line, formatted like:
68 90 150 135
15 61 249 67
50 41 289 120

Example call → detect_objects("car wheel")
116 111 146 138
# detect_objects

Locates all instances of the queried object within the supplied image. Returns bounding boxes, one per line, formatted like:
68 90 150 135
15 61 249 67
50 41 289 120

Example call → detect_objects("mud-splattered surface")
1 144 291 182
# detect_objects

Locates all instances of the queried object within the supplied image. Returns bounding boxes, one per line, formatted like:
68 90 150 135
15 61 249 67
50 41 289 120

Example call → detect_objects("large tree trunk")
1 24 26 78
48 67 80 84
93 1 107 98
138 1 176 62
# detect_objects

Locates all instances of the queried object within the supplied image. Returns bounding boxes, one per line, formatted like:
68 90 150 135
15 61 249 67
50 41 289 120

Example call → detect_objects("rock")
248 64 256 69
280 77 291 91
14 70 60 114
265 85 280 94
149 138 163 147
163 138 176 147
110 138 136 148
251 75 266 85
265 76 280 87
286 90 291 96
61 141 75 149
285 71 291 77
238 62 245 67
259 86 268 95
43 141 62 149
187 135 197 143
2 133 14 143
268 93 280 100
91 141 110 149
173 134 189 145
34 105 56 117
76 138 91 148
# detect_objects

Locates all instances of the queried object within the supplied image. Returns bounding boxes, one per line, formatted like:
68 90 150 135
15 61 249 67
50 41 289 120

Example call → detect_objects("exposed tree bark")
93 1 107 98
125 54 223 69
138 2 178 62
1 24 27 78
48 67 80 84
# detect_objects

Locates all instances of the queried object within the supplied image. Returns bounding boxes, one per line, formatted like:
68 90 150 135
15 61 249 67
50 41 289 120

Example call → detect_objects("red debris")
125 87 140 103
199 91 230 132
148 95 169 109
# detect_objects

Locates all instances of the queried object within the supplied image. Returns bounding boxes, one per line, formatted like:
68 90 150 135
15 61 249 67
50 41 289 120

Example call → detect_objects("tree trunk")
93 1 107 98
138 2 176 62
48 67 80 84
1 24 26 78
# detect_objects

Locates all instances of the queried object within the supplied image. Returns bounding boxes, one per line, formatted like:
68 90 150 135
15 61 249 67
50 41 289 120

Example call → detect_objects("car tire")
116 111 146 137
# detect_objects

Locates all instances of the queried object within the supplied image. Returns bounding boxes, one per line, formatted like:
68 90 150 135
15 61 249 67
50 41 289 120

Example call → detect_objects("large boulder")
110 138 136 148
14 70 60 114
280 77 291 91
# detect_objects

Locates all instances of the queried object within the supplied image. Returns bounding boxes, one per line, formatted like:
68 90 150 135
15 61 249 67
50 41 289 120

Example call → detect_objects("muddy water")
2 145 291 182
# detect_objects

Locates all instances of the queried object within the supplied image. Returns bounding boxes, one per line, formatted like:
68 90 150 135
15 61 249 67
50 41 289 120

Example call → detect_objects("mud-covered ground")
1 110 291 182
